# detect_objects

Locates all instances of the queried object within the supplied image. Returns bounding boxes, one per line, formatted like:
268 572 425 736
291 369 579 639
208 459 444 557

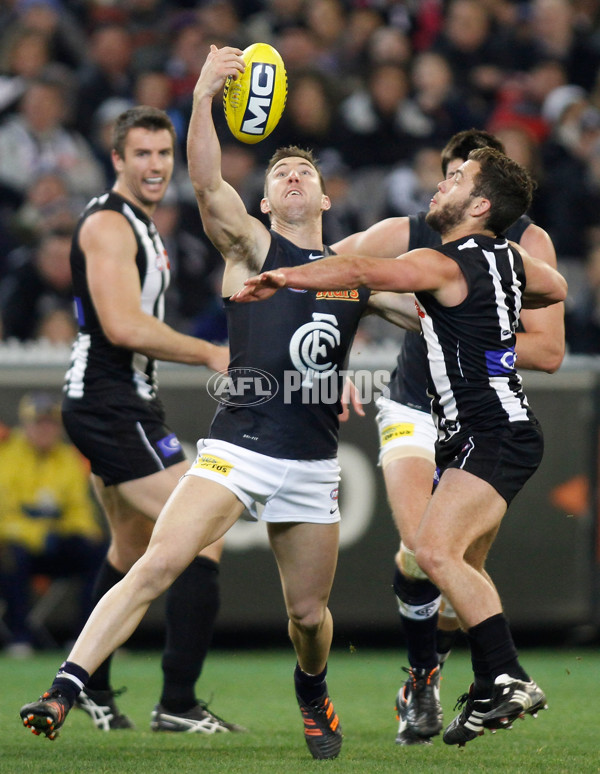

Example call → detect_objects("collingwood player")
55 106 241 734
331 129 565 746
232 146 567 747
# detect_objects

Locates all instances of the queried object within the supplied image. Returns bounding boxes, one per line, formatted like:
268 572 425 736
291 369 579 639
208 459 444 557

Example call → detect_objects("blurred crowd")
1 0 600 353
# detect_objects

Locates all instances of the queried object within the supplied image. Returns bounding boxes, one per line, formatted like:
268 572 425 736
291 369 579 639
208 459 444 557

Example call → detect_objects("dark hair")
468 147 535 234
112 106 176 158
441 129 504 177
264 145 326 196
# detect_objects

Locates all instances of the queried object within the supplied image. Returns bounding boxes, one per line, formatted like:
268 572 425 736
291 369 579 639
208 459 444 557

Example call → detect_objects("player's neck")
441 224 495 244
272 219 324 251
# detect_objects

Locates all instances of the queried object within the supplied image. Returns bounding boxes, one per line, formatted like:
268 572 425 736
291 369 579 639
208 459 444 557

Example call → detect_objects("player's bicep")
81 213 143 333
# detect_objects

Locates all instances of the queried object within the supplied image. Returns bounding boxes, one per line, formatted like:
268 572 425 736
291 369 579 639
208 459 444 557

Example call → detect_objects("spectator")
383 145 444 218
0 392 106 657
432 0 517 117
0 74 105 204
524 0 600 91
339 62 421 167
274 69 347 166
0 27 51 115
0 225 74 342
74 23 135 137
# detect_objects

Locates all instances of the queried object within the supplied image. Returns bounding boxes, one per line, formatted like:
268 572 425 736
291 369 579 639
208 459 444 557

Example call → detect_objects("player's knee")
413 543 446 586
287 601 327 635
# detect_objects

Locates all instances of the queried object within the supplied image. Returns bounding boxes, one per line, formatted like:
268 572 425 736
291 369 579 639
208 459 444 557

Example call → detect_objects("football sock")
160 556 220 713
393 567 440 671
294 663 328 705
51 661 90 708
436 627 458 666
86 560 124 692
467 613 530 697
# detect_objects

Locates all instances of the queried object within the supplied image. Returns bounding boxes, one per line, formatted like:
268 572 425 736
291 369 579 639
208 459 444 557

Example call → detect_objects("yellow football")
223 43 287 144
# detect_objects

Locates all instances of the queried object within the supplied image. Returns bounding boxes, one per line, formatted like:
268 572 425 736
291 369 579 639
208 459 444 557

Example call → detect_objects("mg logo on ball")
241 63 276 136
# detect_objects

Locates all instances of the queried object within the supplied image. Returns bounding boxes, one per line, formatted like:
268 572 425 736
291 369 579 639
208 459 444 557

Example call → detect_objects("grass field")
2 646 599 774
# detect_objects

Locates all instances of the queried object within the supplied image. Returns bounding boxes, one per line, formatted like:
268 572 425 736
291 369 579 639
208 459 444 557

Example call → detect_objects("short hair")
112 106 176 159
468 147 535 234
264 145 326 196
441 129 504 177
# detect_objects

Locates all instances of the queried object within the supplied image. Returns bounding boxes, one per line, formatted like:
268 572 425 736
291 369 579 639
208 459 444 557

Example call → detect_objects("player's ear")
260 197 271 214
471 196 490 217
321 194 331 212
112 149 124 173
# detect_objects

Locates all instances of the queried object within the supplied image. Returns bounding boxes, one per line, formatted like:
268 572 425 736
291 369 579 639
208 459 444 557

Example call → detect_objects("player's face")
113 128 174 211
262 157 330 221
426 159 479 234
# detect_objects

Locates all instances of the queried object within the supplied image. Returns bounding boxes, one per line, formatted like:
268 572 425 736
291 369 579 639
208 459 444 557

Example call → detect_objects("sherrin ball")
223 43 287 144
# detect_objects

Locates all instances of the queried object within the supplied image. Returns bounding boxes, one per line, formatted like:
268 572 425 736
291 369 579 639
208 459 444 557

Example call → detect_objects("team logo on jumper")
289 313 341 387
193 454 233 476
207 367 279 406
315 290 360 301
241 63 276 136
381 423 415 445
156 248 170 271
157 433 182 458
485 348 516 375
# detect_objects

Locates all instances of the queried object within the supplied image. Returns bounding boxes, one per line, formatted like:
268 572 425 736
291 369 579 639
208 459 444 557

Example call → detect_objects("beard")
425 197 471 236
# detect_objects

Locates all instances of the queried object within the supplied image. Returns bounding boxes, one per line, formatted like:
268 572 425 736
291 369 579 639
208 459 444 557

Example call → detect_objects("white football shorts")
375 395 436 468
185 438 341 524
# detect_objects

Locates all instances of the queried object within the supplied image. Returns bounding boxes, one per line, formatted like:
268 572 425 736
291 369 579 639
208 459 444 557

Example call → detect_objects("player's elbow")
540 342 565 374
102 319 139 349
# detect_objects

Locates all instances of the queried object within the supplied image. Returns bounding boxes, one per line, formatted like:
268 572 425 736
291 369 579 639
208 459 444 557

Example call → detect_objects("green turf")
2 646 599 774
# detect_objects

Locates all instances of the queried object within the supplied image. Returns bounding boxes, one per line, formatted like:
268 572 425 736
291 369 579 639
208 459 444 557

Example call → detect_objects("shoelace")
453 692 471 712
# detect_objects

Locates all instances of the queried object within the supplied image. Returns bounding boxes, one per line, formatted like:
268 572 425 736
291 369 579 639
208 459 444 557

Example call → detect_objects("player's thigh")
145 474 244 574
417 468 507 559
383 455 436 546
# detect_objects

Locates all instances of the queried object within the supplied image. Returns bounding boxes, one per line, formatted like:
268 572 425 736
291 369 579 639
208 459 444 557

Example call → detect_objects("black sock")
51 661 90 708
294 663 328 705
86 560 124 692
160 556 220 713
393 567 440 671
436 627 458 665
467 613 529 697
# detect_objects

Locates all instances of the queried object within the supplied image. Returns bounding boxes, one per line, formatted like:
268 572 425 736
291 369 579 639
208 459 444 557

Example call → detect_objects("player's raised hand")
195 45 245 98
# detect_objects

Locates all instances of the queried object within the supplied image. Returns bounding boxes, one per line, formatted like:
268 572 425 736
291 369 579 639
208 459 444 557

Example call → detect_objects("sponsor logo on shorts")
157 433 182 458
329 487 339 514
381 423 415 445
315 290 360 301
193 454 234 476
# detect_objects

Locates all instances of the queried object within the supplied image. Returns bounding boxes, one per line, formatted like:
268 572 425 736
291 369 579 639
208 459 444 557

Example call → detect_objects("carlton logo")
207 367 279 406
315 290 360 301
241 63 276 136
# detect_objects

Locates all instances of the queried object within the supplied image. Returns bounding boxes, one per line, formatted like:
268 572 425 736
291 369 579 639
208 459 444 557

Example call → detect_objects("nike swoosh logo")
308 253 323 260
330 507 338 514
288 288 307 293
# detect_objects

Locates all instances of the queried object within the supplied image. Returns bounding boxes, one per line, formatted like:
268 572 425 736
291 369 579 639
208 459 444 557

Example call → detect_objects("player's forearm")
187 92 223 197
106 314 221 368
277 255 373 291
367 291 420 331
